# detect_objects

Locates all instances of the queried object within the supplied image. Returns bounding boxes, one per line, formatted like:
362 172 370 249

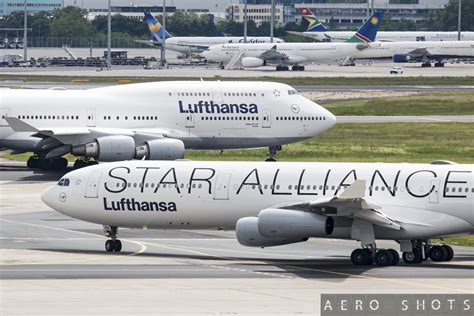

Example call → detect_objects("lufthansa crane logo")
59 192 67 202
291 104 300 113
370 17 379 25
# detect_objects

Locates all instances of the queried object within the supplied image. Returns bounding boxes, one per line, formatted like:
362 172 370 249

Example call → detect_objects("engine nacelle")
72 135 136 162
393 54 410 63
258 209 334 240
236 217 307 248
135 138 185 161
241 57 265 68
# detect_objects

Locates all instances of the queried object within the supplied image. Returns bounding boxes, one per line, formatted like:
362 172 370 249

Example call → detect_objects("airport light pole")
458 0 462 41
270 0 275 43
161 0 166 66
23 0 27 61
244 0 248 43
107 0 111 68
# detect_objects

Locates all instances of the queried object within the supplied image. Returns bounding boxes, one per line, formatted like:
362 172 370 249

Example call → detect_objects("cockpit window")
288 89 298 95
58 178 70 186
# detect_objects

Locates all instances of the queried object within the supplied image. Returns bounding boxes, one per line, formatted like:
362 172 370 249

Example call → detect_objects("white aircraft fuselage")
354 41 474 60
202 42 365 66
42 160 474 241
0 81 335 158
296 31 474 43
151 36 285 54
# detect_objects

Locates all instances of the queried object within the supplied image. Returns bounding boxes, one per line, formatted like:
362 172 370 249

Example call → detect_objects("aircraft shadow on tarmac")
31 248 474 280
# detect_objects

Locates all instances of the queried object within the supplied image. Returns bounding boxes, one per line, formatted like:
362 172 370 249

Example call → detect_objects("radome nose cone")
41 186 56 210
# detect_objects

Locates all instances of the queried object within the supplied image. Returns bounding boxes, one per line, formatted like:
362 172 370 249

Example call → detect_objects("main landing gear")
73 159 98 169
27 155 68 171
266 145 282 162
104 225 122 252
401 240 453 264
276 65 289 71
291 64 305 71
351 247 399 266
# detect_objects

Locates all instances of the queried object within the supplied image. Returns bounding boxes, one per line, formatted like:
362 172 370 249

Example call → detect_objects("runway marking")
283 265 474 294
0 218 147 265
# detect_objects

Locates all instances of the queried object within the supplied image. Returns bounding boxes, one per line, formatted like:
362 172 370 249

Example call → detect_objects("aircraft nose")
41 185 66 213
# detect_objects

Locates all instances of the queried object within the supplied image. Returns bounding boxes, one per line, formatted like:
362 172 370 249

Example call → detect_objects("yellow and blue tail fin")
346 11 384 43
144 11 172 41
300 7 328 32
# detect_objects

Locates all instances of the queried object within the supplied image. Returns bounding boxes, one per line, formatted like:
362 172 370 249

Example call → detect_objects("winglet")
340 180 366 199
5 117 38 132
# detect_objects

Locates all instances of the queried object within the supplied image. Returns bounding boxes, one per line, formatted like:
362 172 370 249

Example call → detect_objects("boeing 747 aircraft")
288 7 474 43
136 11 284 55
0 81 335 170
42 160 473 266
202 12 383 71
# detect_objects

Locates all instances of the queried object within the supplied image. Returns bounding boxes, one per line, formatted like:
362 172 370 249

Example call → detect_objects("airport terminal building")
0 0 64 16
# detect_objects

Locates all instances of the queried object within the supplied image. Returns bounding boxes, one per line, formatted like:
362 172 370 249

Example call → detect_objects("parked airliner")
42 160 473 266
137 11 284 55
289 7 474 42
202 12 383 71
0 81 335 170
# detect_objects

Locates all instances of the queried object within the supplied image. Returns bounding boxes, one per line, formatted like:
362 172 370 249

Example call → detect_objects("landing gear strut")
266 145 282 162
104 225 122 252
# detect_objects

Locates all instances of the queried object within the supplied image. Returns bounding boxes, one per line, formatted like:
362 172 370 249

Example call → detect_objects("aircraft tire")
402 250 422 264
375 249 394 266
388 249 399 265
351 249 371 265
276 65 282 71
39 159 52 170
298 65 305 71
105 240 114 252
51 158 68 171
292 65 298 71
27 157 39 169
114 240 122 252
428 245 448 262
442 245 454 261
265 158 277 162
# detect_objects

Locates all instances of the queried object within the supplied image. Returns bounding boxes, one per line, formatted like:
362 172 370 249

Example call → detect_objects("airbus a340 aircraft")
42 160 473 266
202 12 384 71
289 7 474 42
137 11 284 55
0 81 335 170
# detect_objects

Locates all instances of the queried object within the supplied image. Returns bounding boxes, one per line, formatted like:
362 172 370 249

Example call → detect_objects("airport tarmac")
1 161 473 315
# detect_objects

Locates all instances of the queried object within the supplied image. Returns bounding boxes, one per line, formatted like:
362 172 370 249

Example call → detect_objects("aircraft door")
0 108 10 126
262 110 271 128
214 173 232 200
429 179 440 204
211 87 223 103
85 171 102 198
185 113 195 128
87 109 96 127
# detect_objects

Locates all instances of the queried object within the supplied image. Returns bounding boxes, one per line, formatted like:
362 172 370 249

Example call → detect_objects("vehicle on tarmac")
0 81 335 170
42 160 474 266
201 12 383 71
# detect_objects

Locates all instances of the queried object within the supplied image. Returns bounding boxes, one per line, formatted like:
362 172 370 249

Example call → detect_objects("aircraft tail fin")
144 11 172 41
346 11 384 43
299 7 328 32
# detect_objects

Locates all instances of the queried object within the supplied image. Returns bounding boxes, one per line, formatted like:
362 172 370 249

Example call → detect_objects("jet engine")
236 217 307 247
257 209 334 240
72 135 136 162
135 138 185 161
241 57 265 68
393 54 411 63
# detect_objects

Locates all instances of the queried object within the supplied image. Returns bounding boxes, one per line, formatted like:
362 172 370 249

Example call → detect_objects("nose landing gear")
104 225 122 252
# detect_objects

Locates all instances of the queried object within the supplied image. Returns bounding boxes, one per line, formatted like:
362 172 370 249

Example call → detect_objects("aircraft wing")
407 48 432 58
275 180 402 230
5 117 171 143
259 45 290 61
